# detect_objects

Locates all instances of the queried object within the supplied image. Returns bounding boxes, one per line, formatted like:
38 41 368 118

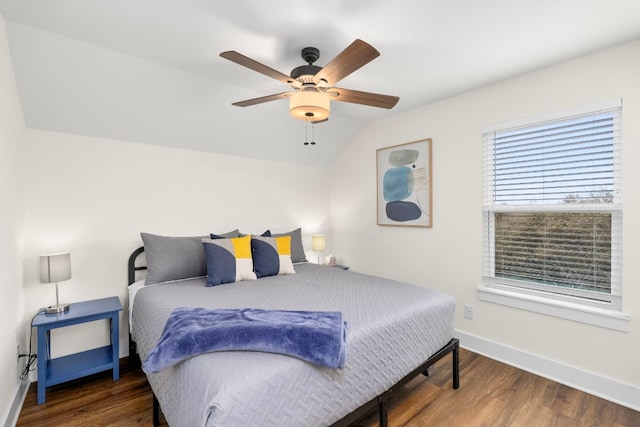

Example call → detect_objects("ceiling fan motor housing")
290 47 322 81
290 64 322 80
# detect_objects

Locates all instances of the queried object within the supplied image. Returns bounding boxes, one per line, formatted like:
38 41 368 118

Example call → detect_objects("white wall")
331 39 640 406
23 130 331 359
0 12 26 427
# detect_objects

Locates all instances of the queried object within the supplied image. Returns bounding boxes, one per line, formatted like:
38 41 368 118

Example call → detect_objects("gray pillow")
271 228 308 263
141 230 239 285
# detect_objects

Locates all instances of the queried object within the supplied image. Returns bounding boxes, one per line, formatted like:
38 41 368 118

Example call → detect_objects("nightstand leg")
36 326 47 404
111 315 120 380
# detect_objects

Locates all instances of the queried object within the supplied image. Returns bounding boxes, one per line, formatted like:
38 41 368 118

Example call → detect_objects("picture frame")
376 138 432 227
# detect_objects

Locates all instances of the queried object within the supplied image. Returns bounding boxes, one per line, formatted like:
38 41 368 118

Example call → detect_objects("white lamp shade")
40 252 72 283
311 235 326 252
289 91 330 121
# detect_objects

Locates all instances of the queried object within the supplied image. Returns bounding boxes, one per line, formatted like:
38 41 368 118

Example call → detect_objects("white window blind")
483 100 622 309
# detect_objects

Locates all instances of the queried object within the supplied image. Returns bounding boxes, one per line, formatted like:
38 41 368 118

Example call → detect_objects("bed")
128 233 459 427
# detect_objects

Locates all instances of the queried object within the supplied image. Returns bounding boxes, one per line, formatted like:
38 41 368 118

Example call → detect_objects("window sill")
477 286 630 332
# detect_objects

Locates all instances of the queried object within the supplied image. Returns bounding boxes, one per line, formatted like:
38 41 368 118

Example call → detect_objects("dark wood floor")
17 348 640 427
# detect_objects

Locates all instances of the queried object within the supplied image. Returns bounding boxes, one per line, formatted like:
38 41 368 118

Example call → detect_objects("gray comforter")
132 263 455 427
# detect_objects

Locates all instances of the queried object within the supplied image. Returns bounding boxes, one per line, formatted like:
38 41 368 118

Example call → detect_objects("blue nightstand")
32 296 123 404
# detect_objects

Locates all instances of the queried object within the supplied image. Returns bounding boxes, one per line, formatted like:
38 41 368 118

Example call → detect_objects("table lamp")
40 252 71 314
311 235 326 264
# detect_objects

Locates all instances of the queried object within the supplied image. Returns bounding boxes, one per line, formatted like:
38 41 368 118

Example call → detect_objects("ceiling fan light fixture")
289 91 330 122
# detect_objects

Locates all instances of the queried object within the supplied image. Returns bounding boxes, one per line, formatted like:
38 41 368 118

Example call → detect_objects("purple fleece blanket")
142 307 348 373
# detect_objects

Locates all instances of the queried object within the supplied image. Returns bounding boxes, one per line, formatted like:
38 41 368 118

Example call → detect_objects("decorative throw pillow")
141 230 239 285
202 235 257 287
251 235 296 278
237 230 271 238
271 228 307 263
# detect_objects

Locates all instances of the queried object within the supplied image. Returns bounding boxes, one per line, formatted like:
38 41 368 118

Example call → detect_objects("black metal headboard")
128 246 146 285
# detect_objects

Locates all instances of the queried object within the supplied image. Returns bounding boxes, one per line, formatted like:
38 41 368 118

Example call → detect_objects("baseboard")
2 381 29 427
454 330 640 412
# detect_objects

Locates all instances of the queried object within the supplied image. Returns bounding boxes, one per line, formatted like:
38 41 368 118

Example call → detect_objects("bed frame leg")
153 393 160 426
452 338 460 389
378 398 388 427
128 333 140 367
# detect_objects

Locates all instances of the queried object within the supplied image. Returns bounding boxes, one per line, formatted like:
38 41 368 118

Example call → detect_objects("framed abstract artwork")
376 138 432 227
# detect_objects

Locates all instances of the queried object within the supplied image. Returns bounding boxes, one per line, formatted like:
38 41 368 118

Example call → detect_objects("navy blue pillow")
236 230 271 238
207 230 240 240
210 233 229 239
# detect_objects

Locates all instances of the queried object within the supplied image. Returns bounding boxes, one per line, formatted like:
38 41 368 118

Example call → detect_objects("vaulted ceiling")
2 1 640 166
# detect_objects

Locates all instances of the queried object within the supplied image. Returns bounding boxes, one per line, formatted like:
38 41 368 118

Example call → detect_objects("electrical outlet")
464 305 474 320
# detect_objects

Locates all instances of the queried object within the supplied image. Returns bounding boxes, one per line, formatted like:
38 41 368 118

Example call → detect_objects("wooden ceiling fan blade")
330 88 399 109
232 92 291 107
314 39 380 86
220 51 294 85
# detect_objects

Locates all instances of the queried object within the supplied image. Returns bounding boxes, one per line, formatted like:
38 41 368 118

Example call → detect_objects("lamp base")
45 303 69 314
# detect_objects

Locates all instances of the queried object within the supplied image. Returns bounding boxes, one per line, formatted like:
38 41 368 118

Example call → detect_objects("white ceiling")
2 1 640 166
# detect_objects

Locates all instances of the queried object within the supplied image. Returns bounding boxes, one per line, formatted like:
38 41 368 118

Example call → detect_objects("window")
482 100 624 324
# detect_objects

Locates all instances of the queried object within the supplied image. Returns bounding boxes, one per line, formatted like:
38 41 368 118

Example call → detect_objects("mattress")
128 279 145 332
131 263 455 427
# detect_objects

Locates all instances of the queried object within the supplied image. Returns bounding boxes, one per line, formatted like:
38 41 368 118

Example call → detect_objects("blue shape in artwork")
386 201 422 222
383 166 413 201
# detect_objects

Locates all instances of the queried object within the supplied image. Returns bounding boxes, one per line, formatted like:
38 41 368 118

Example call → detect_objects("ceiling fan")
220 39 399 123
